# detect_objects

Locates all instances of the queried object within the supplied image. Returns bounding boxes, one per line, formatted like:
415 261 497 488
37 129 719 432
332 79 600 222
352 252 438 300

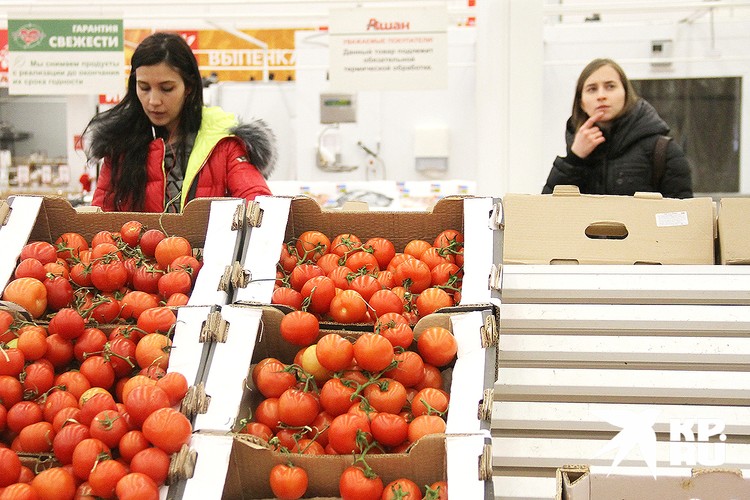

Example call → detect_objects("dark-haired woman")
543 58 692 199
86 32 275 212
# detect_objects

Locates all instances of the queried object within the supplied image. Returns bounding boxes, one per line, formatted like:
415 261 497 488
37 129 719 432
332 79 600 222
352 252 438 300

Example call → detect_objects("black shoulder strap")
652 135 672 189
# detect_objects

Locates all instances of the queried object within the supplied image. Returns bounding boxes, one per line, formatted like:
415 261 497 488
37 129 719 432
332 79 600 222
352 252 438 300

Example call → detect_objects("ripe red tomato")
433 229 464 251
394 258 432 294
169 254 203 279
420 247 455 270
407 414 446 443
69 261 94 287
55 232 89 261
417 326 458 367
370 412 409 448
91 230 117 248
0 446 21 487
119 291 160 320
139 229 166 258
154 236 192 268
43 274 74 311
295 231 331 263
364 377 407 414
48 308 86 340
368 289 404 319
315 333 354 372
0 347 25 377
132 265 164 294
88 457 128 498
353 333 394 373
141 407 192 454
279 310 319 346
315 252 342 274
158 269 192 299
269 463 309 500
348 274 382 302
13 257 47 281
0 375 24 409
156 371 189 407
403 239 432 260
289 264 325 292
328 413 372 455
129 446 171 486
330 233 362 257
89 409 130 449
31 466 77 500
2 277 47 318
116 472 160 500
91 260 128 293
17 420 55 452
120 220 144 247
329 289 368 324
319 378 357 417
430 262 461 288
15 325 47 361
343 251 379 274
90 242 123 261
411 387 450 417
52 422 91 465
79 355 116 389
135 333 172 370
278 388 320 427
125 384 172 427
20 240 58 264
385 350 425 388
137 306 176 334
118 430 151 463
427 480 449 500
272 286 304 310
415 287 453 316
364 237 396 270
382 478 423 500
339 465 383 500
254 360 296 399
300 275 336 315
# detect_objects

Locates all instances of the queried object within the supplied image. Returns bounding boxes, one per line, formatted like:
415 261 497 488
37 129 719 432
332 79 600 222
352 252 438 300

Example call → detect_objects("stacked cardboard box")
178 305 497 498
491 190 750 499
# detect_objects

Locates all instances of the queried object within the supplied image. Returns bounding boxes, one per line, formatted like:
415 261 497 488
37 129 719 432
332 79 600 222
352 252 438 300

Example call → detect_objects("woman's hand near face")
571 111 605 159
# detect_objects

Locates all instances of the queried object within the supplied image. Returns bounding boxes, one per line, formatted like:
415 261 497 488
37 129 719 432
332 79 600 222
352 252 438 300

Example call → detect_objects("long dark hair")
84 32 203 211
571 58 639 131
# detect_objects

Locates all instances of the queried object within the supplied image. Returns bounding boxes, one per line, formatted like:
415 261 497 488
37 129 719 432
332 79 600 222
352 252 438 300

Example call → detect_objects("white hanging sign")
328 5 448 91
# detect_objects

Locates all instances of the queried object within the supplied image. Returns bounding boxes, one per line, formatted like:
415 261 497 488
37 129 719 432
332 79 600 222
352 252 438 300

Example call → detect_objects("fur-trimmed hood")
231 119 277 179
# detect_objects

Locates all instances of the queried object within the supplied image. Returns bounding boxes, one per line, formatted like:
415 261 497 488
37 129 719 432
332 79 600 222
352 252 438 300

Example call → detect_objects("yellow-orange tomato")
2 277 47 318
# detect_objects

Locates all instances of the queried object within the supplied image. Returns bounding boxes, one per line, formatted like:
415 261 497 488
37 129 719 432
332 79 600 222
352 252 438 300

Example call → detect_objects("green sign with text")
8 19 123 52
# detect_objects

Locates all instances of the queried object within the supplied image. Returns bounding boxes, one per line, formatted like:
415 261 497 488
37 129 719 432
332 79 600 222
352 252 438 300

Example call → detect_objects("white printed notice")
7 19 124 95
328 6 448 91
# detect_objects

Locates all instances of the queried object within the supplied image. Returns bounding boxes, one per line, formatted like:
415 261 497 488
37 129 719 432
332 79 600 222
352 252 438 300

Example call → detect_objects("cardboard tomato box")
557 465 750 500
175 304 496 498
502 186 715 265
0 195 246 307
233 195 502 309
717 197 750 265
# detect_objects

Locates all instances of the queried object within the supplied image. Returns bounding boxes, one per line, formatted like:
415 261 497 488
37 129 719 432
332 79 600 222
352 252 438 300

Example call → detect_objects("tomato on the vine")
279 310 319 346
339 465 383 500
2 277 47 318
329 289 368 324
382 478 423 500
269 463 308 500
417 326 458 367
295 231 331 263
154 236 192 268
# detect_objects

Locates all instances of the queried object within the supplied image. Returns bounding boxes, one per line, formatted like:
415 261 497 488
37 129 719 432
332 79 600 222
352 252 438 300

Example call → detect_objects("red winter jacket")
92 107 275 212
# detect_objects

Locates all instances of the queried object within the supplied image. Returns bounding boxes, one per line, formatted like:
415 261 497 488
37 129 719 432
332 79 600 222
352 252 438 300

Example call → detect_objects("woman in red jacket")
85 32 275 212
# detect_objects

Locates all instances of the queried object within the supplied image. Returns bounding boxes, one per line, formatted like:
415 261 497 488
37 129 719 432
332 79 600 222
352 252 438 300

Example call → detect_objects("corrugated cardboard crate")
233 195 502 309
171 304 496 498
557 465 750 500
502 186 715 265
0 195 245 306
718 197 750 265
184 304 497 435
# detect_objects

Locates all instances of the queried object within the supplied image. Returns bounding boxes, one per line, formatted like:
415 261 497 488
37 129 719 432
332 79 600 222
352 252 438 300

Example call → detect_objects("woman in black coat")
543 58 693 199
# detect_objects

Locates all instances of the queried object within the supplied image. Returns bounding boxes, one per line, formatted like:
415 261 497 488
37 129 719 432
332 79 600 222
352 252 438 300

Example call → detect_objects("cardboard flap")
634 191 664 200
552 185 582 196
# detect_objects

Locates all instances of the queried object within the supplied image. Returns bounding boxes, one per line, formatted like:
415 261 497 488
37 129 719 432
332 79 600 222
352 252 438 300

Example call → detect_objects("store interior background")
0 0 748 205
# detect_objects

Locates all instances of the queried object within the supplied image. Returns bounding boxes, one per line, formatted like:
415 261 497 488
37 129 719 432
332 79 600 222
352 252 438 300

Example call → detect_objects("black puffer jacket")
542 99 693 198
